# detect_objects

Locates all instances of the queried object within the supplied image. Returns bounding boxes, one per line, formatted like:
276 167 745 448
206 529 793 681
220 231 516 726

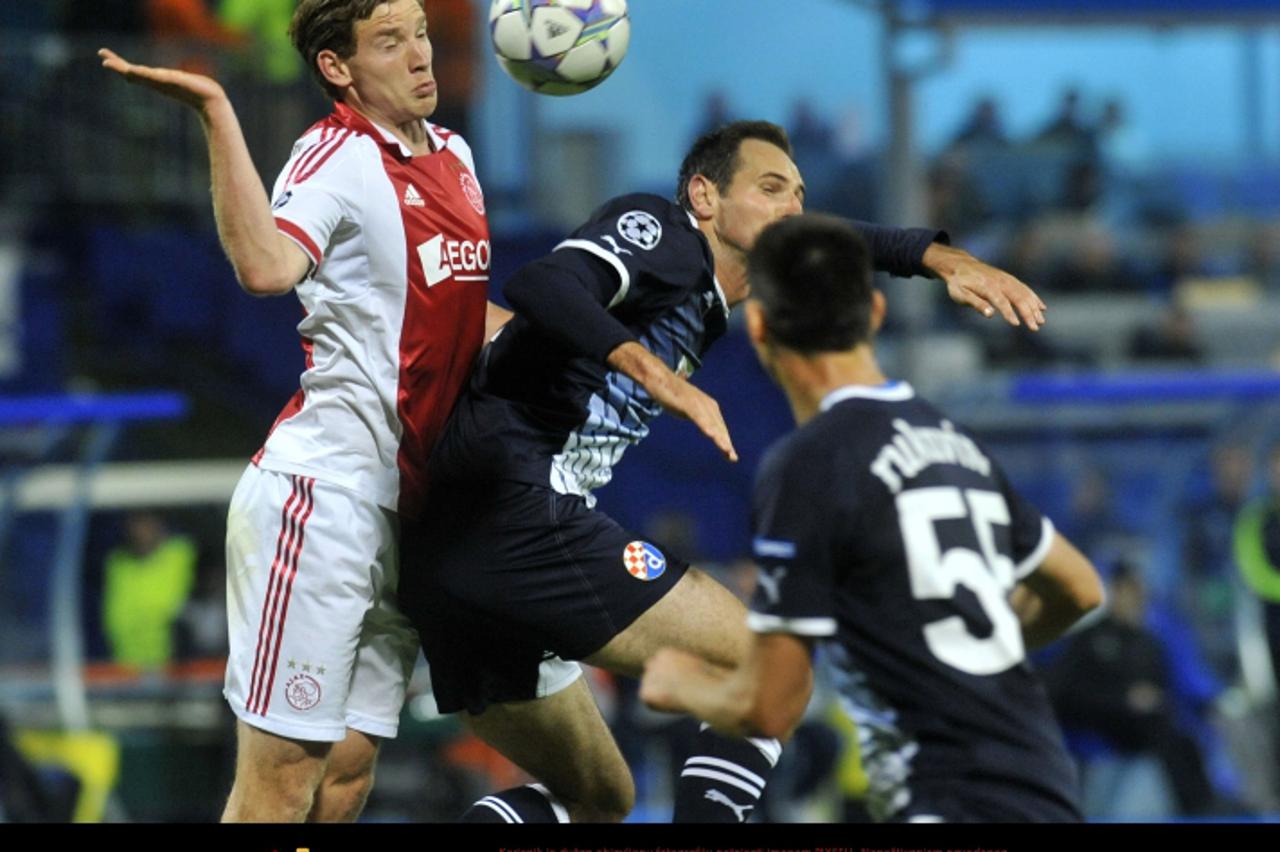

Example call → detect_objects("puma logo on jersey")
601 235 633 256
417 235 492 286
403 183 425 207
704 789 753 822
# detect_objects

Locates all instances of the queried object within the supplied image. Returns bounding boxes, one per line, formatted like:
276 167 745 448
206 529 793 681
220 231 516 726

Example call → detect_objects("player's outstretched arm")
1009 531 1105 650
607 342 738 463
923 242 1047 331
640 635 812 739
99 48 309 295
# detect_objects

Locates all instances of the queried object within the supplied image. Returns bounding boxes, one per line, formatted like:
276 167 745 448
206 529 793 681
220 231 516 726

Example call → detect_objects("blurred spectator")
1154 225 1214 294
1043 227 1145 294
101 512 196 669
947 96 1008 151
997 226 1052 286
817 105 880 222
0 715 78 823
693 90 734 141
1048 561 1223 817
216 0 301 84
1033 86 1094 150
788 98 834 154
145 0 243 76
1244 223 1280 294
1095 97 1149 177
1181 443 1254 683
423 0 478 139
216 0 320 180
787 99 840 215
1059 467 1143 565
1126 302 1205 364
1234 442 1280 691
927 150 990 238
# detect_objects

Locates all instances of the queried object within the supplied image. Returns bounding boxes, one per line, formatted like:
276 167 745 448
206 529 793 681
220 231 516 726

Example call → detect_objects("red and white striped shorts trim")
245 474 316 717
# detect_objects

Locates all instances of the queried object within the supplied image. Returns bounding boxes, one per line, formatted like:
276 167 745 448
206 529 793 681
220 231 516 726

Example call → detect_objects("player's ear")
870 289 887 334
745 299 768 346
316 49 352 94
686 174 717 219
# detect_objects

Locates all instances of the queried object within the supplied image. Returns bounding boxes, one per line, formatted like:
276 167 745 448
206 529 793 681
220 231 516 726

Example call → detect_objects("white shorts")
223 465 417 742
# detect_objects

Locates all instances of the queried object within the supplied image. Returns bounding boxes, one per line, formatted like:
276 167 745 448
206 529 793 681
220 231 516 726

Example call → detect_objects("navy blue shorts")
399 479 688 715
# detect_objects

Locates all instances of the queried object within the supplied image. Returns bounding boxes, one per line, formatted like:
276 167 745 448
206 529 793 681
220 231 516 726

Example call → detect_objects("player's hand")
98 48 228 114
923 242 1047 331
607 342 738 463
658 377 738 463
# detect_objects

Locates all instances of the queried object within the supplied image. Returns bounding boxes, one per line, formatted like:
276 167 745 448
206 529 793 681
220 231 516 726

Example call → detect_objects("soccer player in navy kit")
640 213 1104 822
400 121 1053 823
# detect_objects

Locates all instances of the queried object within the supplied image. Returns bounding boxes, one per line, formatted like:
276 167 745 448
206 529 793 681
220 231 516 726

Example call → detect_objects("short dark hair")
675 120 793 212
290 0 422 101
747 214 874 353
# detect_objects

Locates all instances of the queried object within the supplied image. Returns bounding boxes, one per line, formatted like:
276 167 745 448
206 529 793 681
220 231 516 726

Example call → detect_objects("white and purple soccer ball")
489 0 630 96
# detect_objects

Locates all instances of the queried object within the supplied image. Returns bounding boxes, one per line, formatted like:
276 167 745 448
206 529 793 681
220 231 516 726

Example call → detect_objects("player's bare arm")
922 241 1048 331
1008 531 1104 650
606 341 738 463
641 634 812 739
99 48 309 296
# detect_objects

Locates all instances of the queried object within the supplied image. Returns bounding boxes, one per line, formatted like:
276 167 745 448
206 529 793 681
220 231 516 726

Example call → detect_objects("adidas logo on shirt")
403 183 425 208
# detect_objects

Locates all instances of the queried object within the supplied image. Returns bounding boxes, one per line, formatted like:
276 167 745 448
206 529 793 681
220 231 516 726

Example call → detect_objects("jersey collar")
819 381 915 412
332 102 443 159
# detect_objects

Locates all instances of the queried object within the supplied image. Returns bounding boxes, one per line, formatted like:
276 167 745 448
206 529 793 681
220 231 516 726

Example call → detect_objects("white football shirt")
254 103 490 517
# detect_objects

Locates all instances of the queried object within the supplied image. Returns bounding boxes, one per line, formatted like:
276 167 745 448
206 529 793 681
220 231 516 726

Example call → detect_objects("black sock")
672 725 781 823
460 783 569 823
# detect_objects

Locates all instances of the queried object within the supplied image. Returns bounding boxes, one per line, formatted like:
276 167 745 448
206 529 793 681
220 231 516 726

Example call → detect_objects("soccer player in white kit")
99 0 506 822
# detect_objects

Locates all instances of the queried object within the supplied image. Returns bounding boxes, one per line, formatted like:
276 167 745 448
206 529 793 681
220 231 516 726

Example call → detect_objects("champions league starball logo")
623 541 666 581
617 210 662 250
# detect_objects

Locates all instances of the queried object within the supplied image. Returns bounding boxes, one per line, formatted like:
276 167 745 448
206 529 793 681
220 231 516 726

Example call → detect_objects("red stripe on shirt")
286 125 335 187
294 129 354 185
275 217 323 267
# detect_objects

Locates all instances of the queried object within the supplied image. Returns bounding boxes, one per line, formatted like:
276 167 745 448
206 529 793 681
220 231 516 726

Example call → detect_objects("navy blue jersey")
748 382 1080 822
430 194 727 503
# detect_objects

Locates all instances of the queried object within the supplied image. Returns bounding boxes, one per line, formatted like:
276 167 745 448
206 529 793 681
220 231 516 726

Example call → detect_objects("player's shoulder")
587 193 697 233
281 119 371 187
576 193 705 261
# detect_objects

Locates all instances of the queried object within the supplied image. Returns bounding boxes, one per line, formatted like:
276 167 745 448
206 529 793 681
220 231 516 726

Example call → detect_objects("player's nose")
411 37 432 68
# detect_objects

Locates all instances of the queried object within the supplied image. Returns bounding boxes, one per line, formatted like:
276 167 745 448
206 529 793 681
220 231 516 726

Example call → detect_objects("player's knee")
225 772 319 822
312 769 374 822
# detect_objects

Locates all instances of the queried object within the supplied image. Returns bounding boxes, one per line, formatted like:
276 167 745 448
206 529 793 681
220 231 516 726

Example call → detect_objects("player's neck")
346 99 435 155
774 346 885 425
701 220 747 307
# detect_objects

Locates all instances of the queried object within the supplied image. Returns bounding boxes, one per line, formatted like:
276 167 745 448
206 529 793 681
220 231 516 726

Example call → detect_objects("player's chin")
413 92 439 118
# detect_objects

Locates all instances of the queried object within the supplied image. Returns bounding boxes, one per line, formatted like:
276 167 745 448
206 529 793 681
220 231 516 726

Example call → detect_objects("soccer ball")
489 0 630 96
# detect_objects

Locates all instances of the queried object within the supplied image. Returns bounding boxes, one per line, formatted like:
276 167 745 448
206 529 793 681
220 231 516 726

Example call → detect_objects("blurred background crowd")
2 0 1280 823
